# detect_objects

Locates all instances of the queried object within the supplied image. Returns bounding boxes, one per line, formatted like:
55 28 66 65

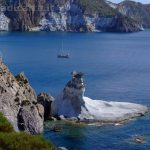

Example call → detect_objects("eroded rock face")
18 105 44 134
0 11 10 31
52 72 85 117
52 71 148 123
0 60 44 134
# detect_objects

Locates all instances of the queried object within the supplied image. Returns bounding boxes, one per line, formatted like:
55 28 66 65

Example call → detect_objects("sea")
0 30 150 150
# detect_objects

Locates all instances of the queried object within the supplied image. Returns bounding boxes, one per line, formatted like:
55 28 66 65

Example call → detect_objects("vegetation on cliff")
0 112 55 150
79 0 117 15
0 113 14 133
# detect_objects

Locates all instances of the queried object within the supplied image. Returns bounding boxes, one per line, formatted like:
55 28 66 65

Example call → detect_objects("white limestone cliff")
29 0 143 32
52 72 148 123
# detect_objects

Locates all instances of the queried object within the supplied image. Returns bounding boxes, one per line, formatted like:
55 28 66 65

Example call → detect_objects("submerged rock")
52 71 148 123
50 125 62 133
57 147 68 150
131 135 146 144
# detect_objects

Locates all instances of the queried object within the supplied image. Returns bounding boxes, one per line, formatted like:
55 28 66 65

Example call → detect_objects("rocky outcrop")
17 104 44 134
95 15 143 32
0 59 44 134
37 92 54 120
117 1 150 28
3 0 143 32
52 71 148 123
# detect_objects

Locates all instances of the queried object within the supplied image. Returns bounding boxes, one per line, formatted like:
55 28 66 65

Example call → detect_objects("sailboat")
57 42 70 59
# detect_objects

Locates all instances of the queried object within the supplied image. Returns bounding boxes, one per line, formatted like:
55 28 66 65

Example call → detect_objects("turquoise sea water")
0 30 150 150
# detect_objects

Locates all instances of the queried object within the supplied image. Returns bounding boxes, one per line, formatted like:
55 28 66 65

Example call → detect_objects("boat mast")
0 51 3 62
61 40 64 53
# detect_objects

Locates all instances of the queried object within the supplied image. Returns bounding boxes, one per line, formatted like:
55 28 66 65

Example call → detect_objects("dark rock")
51 125 62 133
37 92 54 120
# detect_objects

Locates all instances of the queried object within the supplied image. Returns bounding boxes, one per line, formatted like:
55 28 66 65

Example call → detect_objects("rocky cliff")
117 1 150 28
0 0 143 32
0 59 44 134
52 71 148 123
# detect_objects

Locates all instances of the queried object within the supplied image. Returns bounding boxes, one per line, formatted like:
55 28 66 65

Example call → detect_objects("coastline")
1 30 150 150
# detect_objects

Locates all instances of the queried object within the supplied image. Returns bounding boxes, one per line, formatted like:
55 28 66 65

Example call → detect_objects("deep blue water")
0 30 150 150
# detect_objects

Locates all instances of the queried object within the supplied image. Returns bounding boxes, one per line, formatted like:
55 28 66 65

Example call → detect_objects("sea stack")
52 72 148 123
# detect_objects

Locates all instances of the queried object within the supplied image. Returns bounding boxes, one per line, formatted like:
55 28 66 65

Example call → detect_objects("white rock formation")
52 72 148 123
29 0 142 32
0 11 10 31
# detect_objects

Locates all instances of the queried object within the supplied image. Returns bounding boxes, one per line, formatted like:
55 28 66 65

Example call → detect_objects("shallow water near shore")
0 30 150 150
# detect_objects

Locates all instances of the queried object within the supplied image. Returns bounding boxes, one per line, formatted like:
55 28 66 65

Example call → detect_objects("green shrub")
0 113 14 133
0 132 55 150
79 0 117 15
21 100 31 106
0 113 55 150
15 74 28 85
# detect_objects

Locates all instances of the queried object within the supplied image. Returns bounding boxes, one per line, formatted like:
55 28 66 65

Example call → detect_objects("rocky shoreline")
0 60 149 135
0 0 145 33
